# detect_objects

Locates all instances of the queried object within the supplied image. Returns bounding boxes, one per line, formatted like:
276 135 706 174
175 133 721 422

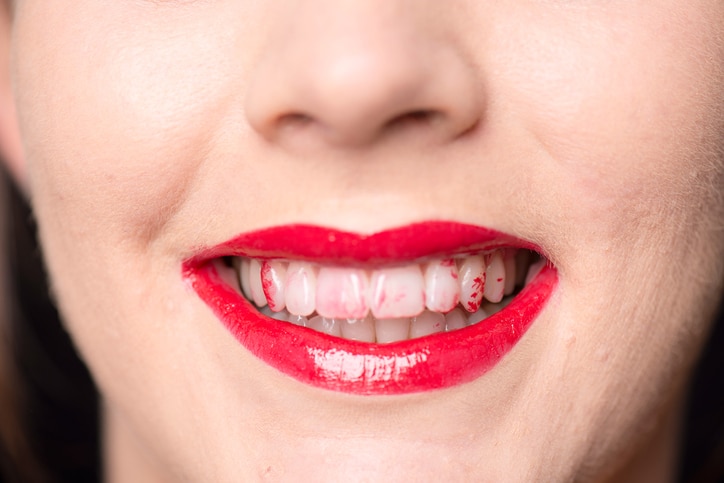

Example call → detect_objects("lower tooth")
288 314 308 326
410 310 445 338
340 316 376 343
307 316 342 337
445 308 468 332
467 307 489 325
375 318 410 343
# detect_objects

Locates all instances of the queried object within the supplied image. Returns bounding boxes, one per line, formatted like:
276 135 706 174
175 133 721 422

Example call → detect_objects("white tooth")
261 261 287 312
525 259 546 285
515 250 531 287
459 255 485 313
249 259 268 308
445 308 468 332
285 262 316 316
340 315 376 343
424 259 460 313
316 267 369 319
270 309 290 322
369 265 425 318
467 306 489 325
240 258 253 300
410 310 445 338
484 250 505 304
307 316 342 337
288 314 308 326
503 250 517 295
375 318 411 343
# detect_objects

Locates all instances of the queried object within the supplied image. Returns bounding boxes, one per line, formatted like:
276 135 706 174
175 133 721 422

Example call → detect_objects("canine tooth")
484 250 505 303
285 262 316 316
459 255 485 312
445 308 468 332
261 261 287 312
410 310 445 338
307 316 342 337
340 315 376 343
240 259 253 300
424 259 460 313
316 267 369 319
249 259 268 307
375 318 410 343
288 314 308 326
369 265 425 318
467 307 489 325
503 250 517 295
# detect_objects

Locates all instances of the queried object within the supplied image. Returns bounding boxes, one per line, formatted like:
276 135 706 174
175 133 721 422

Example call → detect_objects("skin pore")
1 1 724 482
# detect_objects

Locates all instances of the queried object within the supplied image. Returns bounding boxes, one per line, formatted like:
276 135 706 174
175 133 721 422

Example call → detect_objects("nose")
245 3 484 149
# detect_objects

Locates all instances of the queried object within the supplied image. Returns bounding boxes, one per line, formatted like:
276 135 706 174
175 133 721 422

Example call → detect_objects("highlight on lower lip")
184 260 557 395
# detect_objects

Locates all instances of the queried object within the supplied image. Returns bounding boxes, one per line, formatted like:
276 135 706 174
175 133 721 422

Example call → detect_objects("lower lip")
184 261 557 395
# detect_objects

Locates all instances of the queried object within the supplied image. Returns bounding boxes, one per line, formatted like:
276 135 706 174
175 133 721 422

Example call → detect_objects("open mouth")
230 249 545 343
183 222 558 395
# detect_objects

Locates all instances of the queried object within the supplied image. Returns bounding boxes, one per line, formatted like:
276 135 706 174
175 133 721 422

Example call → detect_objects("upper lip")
184 220 544 266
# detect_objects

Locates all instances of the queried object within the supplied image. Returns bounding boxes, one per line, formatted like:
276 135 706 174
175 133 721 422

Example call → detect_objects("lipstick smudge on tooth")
316 267 369 319
459 255 485 313
424 259 460 313
483 250 506 304
232 249 544 343
369 266 425 319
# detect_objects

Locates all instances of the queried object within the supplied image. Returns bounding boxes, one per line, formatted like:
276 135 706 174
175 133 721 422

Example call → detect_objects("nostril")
385 109 441 132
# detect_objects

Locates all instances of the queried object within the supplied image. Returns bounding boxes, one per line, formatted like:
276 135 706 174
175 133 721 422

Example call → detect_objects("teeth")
261 261 287 312
340 315 376 343
410 310 446 338
288 314 308 326
483 250 506 304
235 249 545 343
444 308 468 332
285 262 316 316
307 315 343 337
424 259 460 313
459 255 485 313
375 318 411 343
316 267 369 319
249 259 268 308
369 265 426 318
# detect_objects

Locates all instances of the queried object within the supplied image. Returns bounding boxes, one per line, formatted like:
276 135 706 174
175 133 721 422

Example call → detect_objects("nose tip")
245 10 483 149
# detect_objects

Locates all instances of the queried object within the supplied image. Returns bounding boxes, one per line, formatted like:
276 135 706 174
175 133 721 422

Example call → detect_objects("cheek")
490 4 724 250
13 2 252 252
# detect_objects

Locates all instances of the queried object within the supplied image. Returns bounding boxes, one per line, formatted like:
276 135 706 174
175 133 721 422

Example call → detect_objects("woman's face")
4 1 724 481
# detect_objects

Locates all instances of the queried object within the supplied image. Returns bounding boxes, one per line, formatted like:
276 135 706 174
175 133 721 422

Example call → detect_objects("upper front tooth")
285 262 316 316
261 261 287 312
459 255 485 312
316 267 369 319
369 265 425 319
484 250 506 303
424 259 460 313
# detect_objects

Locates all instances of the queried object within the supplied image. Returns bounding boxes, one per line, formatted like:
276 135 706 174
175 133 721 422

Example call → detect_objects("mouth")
183 221 558 395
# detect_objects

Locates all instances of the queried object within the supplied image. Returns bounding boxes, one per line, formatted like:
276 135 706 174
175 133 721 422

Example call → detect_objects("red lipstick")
183 222 557 395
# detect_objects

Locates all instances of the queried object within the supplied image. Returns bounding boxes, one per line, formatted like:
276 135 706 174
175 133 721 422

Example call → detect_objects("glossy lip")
182 221 558 395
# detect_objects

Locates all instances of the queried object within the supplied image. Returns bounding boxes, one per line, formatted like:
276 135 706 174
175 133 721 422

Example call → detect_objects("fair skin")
1 1 724 481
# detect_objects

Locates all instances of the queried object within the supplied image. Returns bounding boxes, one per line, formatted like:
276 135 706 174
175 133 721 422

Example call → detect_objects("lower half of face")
8 1 724 481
